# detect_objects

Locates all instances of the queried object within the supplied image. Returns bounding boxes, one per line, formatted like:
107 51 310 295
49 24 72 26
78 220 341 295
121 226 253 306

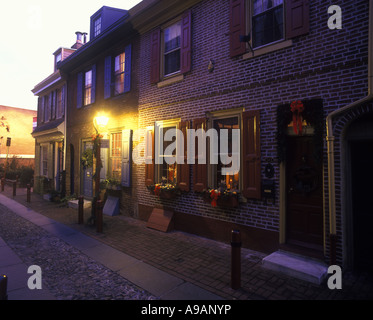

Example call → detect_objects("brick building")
52 0 372 271
131 0 372 271
0 105 36 168
58 6 140 216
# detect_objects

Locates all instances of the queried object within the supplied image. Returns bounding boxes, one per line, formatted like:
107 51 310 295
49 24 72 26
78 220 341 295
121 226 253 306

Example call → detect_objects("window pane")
164 22 181 53
252 4 284 48
111 132 122 180
114 53 125 95
115 53 125 73
94 17 102 37
158 125 177 185
164 21 181 76
164 50 180 76
213 117 240 190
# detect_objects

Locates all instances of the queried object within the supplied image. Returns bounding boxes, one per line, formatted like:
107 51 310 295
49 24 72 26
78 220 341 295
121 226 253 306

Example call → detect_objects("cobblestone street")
1 186 373 300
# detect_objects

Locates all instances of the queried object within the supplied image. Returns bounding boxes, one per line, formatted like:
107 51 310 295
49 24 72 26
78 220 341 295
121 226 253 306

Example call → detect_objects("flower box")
217 196 239 208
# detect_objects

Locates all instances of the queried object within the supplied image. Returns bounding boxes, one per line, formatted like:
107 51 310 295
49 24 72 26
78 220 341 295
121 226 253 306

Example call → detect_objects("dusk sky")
0 0 141 111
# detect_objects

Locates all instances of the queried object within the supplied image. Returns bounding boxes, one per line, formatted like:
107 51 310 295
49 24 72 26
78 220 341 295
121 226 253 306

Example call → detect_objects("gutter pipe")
326 0 373 264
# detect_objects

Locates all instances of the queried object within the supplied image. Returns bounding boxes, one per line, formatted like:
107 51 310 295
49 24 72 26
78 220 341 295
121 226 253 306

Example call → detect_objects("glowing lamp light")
94 115 109 132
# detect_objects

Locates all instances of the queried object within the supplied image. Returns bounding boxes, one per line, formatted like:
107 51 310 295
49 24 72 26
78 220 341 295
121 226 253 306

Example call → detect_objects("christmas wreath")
81 148 93 169
276 99 324 163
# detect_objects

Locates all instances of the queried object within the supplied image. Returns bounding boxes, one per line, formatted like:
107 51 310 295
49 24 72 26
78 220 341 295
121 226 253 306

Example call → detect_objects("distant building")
0 105 37 168
31 36 79 194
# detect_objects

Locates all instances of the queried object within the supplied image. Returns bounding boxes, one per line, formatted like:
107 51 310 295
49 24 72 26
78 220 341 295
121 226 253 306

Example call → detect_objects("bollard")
231 229 241 290
0 275 8 300
78 196 84 224
27 184 31 203
1 178 4 192
12 181 16 197
96 200 103 233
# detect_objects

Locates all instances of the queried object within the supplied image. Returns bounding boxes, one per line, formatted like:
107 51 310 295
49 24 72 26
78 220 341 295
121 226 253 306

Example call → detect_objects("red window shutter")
145 127 155 186
242 110 261 199
286 0 310 39
180 10 192 74
229 0 246 57
177 120 190 191
150 28 161 84
192 118 207 192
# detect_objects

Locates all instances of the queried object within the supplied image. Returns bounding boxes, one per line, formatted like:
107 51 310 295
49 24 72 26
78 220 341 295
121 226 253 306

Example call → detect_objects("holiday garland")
276 99 324 164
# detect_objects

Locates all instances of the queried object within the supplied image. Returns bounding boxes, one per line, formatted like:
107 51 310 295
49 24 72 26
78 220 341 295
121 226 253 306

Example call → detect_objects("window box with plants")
147 178 181 200
203 183 240 208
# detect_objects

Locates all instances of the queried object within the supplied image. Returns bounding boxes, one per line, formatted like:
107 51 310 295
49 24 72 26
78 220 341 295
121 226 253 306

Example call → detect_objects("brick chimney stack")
71 31 87 49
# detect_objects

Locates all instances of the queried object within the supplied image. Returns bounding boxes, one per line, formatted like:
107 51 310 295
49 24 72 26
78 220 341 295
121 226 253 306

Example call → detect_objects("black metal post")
0 275 8 300
12 181 16 197
231 229 241 290
78 195 84 224
96 200 103 233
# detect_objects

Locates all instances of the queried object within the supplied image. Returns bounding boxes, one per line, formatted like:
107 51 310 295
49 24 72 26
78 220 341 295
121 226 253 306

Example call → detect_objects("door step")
262 250 328 285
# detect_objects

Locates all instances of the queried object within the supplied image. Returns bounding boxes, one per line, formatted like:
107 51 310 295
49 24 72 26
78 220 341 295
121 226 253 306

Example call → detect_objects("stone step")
68 199 92 209
262 251 328 285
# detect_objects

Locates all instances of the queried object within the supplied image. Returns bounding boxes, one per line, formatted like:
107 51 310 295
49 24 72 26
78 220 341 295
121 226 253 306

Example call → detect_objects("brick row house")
32 42 78 194
34 0 373 271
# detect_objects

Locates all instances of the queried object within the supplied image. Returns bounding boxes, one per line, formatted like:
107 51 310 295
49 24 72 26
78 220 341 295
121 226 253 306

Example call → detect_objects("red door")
286 136 323 251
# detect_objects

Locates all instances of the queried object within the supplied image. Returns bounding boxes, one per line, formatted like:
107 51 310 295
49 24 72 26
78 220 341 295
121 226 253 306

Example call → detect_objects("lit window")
210 115 240 190
155 121 178 185
84 70 92 105
110 132 122 180
114 53 125 95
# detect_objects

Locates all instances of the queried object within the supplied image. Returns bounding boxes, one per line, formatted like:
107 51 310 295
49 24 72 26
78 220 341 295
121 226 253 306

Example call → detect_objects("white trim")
33 76 62 95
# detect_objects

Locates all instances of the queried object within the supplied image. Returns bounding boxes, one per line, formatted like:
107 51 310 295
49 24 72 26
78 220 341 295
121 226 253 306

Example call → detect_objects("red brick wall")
135 0 370 259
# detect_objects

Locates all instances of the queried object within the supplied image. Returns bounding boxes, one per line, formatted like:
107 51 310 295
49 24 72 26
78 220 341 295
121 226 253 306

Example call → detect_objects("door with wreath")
81 141 94 198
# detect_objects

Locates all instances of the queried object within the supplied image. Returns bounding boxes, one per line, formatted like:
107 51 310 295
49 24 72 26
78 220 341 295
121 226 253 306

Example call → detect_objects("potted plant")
106 178 121 190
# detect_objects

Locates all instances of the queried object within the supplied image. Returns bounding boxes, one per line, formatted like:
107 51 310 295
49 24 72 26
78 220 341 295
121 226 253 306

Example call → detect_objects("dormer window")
94 16 102 37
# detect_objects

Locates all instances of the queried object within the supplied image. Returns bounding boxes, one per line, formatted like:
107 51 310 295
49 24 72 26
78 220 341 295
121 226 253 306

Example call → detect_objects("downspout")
326 0 373 265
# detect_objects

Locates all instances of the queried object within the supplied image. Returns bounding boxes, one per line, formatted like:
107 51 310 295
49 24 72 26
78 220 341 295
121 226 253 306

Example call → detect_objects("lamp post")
92 115 108 229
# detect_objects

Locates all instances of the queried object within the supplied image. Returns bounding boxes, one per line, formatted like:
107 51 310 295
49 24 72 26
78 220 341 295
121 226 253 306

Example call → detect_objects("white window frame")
207 108 243 190
154 118 180 184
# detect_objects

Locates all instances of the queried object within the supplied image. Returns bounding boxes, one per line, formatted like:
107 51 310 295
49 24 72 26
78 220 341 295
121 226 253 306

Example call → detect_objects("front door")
286 136 323 251
82 141 93 198
351 140 373 271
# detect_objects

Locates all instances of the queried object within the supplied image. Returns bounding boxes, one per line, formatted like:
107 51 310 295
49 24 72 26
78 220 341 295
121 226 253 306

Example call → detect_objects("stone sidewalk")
1 185 373 300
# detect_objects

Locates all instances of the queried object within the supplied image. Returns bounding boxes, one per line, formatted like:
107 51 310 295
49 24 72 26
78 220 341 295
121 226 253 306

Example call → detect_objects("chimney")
71 31 87 49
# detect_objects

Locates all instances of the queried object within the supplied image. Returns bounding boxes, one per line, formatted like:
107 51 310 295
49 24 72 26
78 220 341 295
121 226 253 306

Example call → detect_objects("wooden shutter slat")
286 0 310 39
124 44 132 93
150 28 161 84
177 120 190 192
145 127 155 186
193 118 207 192
180 10 192 74
229 0 246 57
104 56 112 99
242 110 261 199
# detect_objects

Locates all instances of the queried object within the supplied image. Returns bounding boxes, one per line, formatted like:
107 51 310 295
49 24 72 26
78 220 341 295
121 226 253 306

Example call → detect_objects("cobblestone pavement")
0 203 156 300
1 186 373 300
